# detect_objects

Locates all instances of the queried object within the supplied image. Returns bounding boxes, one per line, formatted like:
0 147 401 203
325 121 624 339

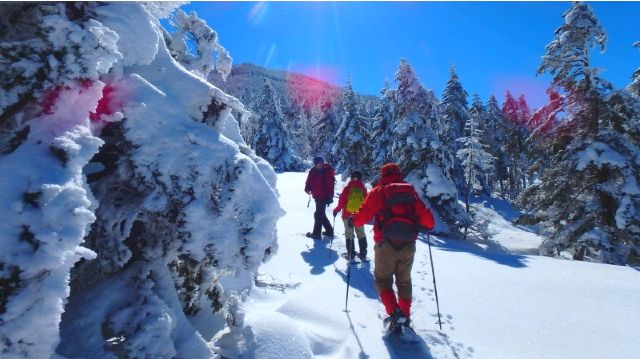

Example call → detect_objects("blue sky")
176 1 640 109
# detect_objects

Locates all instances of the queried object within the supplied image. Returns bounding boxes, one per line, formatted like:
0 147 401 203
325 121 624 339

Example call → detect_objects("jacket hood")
378 173 404 186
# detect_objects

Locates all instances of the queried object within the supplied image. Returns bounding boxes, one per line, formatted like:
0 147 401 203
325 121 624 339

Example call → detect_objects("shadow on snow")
300 237 339 275
467 192 522 223
419 234 530 268
382 331 434 359
333 261 378 300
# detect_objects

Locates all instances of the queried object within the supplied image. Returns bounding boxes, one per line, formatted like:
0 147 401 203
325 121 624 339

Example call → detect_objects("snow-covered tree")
501 92 529 198
520 1 639 265
370 81 395 180
457 94 495 214
166 9 232 80
441 64 469 144
390 59 468 236
1 3 283 358
525 87 565 181
440 64 469 191
537 0 609 138
484 95 509 197
253 78 304 172
308 100 339 164
332 77 372 180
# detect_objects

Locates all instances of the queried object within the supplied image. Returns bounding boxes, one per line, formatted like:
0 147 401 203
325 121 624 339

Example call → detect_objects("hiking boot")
358 253 368 262
306 232 321 240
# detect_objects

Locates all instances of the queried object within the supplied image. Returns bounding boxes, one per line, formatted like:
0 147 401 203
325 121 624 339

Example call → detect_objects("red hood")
378 173 404 186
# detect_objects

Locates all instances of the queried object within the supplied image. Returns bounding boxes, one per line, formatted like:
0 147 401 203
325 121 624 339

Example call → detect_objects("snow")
0 81 104 358
244 172 640 359
575 141 626 170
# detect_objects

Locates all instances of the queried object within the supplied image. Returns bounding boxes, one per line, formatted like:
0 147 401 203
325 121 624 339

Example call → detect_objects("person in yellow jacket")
333 170 368 261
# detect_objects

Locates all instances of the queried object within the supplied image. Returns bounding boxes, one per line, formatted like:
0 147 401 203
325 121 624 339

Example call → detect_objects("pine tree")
441 64 470 191
517 94 531 128
457 94 495 214
309 100 339 164
502 91 519 126
370 81 395 179
253 78 303 171
484 95 509 197
519 1 639 264
390 59 468 236
332 77 372 180
441 64 469 142
526 87 565 181
501 92 529 198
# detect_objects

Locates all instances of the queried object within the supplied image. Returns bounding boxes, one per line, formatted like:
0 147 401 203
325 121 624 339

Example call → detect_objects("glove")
327 196 333 205
305 189 311 195
332 208 339 217
347 216 354 228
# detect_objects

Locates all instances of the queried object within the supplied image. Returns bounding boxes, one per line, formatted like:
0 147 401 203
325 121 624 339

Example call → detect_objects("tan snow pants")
373 240 416 300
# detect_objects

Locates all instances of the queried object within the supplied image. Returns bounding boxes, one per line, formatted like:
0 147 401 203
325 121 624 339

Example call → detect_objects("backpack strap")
376 185 389 231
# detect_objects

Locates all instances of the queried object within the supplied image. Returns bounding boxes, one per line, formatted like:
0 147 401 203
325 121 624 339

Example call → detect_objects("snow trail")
245 172 640 359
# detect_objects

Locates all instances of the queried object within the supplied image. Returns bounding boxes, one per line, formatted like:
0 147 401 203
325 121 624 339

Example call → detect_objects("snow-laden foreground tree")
520 2 640 265
0 3 282 358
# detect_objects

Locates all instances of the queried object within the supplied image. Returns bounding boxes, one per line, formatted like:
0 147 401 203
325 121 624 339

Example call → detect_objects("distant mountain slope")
209 63 377 163
209 63 377 116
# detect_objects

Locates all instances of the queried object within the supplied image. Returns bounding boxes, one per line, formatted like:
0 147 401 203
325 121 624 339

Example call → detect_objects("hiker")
304 156 335 239
352 163 434 328
332 170 368 261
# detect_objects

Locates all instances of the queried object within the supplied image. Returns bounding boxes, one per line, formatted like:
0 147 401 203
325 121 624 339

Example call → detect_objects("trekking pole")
344 261 352 312
329 213 337 257
425 233 444 330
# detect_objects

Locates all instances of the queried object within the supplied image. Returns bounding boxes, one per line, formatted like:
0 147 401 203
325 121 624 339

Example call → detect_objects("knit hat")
381 163 402 177
313 156 324 164
350 170 362 180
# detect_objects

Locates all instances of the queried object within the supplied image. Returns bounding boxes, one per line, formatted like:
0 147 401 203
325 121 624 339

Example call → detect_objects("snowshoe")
322 230 334 238
358 254 370 262
341 252 357 263
306 232 321 240
383 309 419 344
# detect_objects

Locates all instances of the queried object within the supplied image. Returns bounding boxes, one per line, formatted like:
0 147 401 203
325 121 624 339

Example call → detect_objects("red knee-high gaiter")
379 289 398 315
398 298 412 319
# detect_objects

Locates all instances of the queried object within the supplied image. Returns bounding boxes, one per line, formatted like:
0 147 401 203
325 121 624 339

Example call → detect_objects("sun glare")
247 2 268 26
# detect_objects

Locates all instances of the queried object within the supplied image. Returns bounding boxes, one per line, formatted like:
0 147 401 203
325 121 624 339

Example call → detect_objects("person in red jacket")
352 163 435 328
304 156 335 239
332 170 368 261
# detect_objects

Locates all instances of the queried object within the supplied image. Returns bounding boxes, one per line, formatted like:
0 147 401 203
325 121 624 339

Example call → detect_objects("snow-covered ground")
244 172 640 359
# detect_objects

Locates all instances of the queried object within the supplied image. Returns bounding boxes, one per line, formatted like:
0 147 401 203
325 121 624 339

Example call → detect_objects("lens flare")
285 65 341 111
493 76 549 110
247 2 268 26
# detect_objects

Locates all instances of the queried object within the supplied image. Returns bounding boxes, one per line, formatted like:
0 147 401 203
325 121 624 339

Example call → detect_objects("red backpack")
377 183 419 242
